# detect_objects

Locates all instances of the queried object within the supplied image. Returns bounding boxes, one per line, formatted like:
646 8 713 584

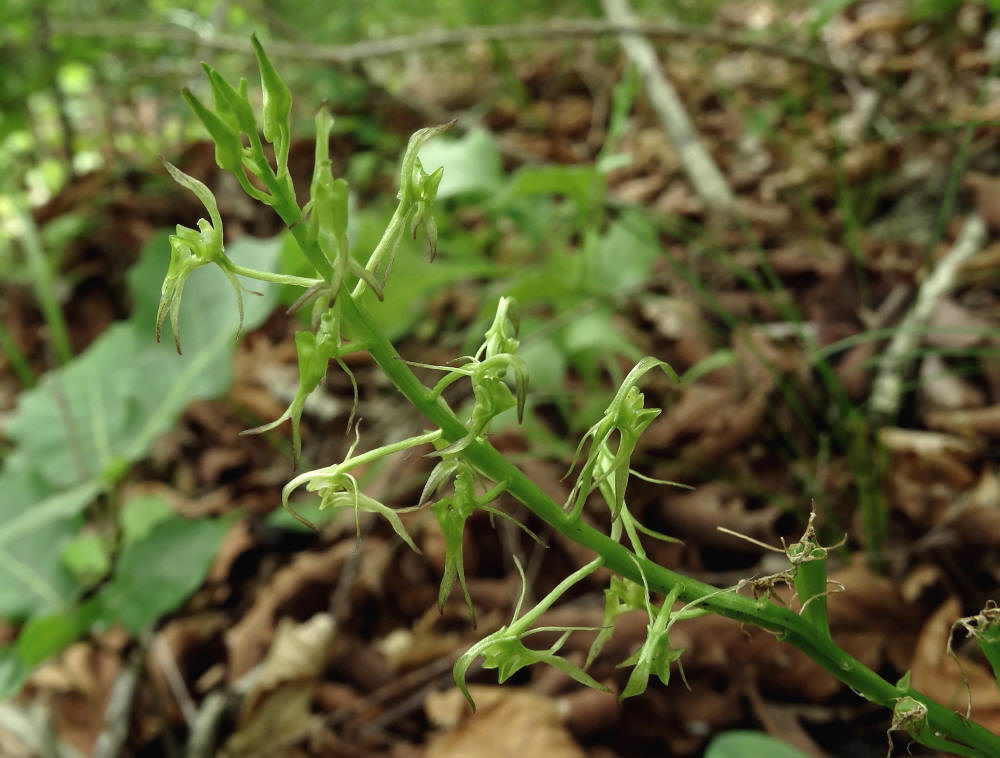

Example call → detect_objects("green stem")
351 201 409 299
511 558 603 633
333 290 1000 757
0 319 36 388
226 263 321 288
342 429 442 470
16 206 73 365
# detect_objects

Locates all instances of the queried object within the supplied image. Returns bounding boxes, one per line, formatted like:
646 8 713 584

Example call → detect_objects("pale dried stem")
870 214 988 419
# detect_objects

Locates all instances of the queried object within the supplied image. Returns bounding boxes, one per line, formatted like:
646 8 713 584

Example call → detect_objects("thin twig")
870 213 988 420
601 0 735 213
186 691 229 758
51 18 842 75
92 650 142 758
152 633 198 726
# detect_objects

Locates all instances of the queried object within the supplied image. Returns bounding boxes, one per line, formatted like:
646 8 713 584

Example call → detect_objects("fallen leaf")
226 542 353 678
426 686 586 758
219 613 336 758
918 354 985 410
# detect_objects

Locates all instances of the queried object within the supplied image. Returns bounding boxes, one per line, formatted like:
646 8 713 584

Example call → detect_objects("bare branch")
51 18 842 74
601 0 734 212
870 214 989 420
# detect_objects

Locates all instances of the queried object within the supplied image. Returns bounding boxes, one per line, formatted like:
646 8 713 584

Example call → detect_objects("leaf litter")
4 2 1000 755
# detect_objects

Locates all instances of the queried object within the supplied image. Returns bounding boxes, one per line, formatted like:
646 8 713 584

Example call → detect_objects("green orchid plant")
155 37 1000 757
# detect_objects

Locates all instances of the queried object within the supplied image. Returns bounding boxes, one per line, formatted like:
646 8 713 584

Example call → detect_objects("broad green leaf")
3 233 280 492
0 647 28 701
96 515 229 635
496 165 604 218
418 129 503 199
120 494 174 545
0 478 101 618
14 602 98 666
704 731 810 758
0 233 280 620
60 534 111 586
589 212 659 297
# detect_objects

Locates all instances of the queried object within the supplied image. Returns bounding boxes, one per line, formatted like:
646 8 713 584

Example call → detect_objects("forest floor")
4 3 1000 757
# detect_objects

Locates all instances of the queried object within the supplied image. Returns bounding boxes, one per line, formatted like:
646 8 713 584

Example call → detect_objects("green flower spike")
183 49 298 209
282 426 441 538
453 557 606 710
399 121 453 261
156 161 249 354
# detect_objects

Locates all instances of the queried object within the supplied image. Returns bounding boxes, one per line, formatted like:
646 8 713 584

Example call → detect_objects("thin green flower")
423 458 524 623
240 304 357 468
585 575 646 668
353 120 455 299
282 427 441 537
156 160 249 353
453 557 605 709
616 558 707 701
410 297 528 455
304 104 383 298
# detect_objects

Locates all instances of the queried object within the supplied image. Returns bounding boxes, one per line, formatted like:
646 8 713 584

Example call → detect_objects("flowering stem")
328 289 1000 757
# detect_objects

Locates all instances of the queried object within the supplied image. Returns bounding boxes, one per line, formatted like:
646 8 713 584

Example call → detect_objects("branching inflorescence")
156 38 1000 757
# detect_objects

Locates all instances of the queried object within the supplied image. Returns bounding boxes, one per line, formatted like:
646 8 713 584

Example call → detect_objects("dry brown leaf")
745 683 828 758
646 382 768 462
219 613 336 758
207 519 256 585
218 686 314 758
768 242 845 280
559 688 620 737
659 482 781 551
900 563 944 605
927 299 995 350
918 354 985 411
26 639 121 755
925 405 1000 439
910 598 1000 734
241 613 336 719
226 542 353 678
638 296 715 370
376 613 461 671
947 505 1000 548
964 172 1000 231
425 686 586 758
878 427 979 460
